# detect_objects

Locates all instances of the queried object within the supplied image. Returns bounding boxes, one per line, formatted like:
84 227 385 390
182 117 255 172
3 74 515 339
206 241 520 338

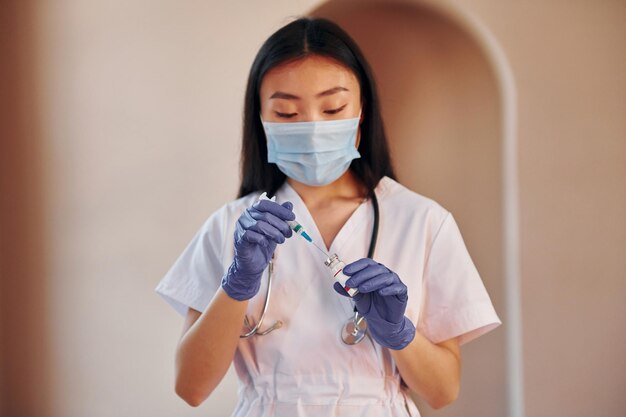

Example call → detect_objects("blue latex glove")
334 258 416 350
221 199 295 301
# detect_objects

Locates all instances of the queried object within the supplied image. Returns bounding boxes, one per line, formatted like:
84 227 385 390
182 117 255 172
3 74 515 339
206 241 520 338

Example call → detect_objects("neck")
287 170 367 208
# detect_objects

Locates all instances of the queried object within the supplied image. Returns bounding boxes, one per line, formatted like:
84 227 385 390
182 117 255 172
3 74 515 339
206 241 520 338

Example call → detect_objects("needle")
310 241 329 257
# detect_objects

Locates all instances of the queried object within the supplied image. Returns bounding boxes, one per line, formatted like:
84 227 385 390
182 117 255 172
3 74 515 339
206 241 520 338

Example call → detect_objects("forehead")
259 55 360 99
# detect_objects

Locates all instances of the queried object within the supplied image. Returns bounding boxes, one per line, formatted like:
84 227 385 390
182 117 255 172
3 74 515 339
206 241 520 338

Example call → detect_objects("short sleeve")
417 212 501 345
154 205 229 317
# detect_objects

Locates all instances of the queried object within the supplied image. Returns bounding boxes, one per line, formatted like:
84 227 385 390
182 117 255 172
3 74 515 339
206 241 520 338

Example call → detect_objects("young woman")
155 17 500 417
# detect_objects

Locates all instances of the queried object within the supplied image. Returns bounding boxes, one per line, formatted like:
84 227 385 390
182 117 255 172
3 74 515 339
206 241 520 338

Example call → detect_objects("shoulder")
199 191 262 235
376 176 450 228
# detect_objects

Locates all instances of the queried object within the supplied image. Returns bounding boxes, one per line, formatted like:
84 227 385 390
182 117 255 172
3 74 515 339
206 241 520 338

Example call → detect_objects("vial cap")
324 253 339 267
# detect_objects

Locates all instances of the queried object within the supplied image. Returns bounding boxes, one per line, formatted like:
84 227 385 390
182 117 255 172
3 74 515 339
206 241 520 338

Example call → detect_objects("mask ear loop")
357 107 364 124
355 108 363 150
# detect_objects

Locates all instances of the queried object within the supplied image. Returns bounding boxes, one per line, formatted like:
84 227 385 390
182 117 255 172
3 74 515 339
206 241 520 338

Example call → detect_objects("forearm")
175 287 247 405
390 330 460 409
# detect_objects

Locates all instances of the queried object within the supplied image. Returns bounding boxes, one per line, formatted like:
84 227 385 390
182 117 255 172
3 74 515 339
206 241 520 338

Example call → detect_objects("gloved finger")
253 200 296 221
377 282 408 300
240 208 291 239
239 229 270 247
249 210 292 238
351 272 397 294
248 220 286 244
353 293 370 311
333 282 350 297
281 201 293 211
345 263 389 288
343 258 379 275
352 292 365 302
237 208 257 230
237 210 279 240
333 282 366 302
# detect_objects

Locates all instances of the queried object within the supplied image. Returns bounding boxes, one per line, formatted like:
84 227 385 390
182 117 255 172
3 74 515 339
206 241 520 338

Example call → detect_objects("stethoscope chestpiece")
341 309 368 345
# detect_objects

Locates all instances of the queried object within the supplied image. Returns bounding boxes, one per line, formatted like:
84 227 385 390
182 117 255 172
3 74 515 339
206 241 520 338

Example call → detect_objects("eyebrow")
269 86 349 100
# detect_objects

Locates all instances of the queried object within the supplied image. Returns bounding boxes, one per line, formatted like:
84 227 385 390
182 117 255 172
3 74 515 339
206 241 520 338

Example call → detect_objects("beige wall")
1 1 624 417
462 2 626 416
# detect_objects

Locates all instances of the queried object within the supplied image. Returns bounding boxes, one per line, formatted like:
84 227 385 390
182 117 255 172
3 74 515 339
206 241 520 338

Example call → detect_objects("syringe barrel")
286 220 312 242
324 254 358 297
286 220 302 233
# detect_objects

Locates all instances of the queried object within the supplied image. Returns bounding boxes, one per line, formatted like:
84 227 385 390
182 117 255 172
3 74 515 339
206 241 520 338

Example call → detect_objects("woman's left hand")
333 258 416 350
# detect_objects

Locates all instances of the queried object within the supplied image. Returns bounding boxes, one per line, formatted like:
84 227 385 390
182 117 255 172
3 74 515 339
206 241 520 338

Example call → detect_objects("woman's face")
259 55 362 123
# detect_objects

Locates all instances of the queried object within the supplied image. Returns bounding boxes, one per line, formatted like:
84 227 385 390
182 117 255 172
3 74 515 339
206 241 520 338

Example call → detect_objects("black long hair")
237 17 396 198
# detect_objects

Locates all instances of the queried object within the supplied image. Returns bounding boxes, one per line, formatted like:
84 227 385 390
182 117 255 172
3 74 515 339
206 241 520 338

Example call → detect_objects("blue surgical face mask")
261 111 362 186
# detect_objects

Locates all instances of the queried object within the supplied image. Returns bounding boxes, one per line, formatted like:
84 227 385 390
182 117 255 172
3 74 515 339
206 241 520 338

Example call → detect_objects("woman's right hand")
221 198 295 301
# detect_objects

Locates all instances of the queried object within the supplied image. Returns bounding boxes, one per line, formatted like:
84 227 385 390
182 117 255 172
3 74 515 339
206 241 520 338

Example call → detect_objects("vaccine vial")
324 254 358 297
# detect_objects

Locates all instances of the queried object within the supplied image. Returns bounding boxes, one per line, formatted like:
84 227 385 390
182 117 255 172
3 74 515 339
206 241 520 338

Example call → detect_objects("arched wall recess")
309 1 523 416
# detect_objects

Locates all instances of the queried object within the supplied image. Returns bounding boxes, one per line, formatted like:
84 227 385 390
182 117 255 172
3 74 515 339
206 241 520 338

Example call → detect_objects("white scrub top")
155 176 501 417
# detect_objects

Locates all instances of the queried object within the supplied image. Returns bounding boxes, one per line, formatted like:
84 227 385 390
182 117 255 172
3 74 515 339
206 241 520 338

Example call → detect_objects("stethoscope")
240 191 379 346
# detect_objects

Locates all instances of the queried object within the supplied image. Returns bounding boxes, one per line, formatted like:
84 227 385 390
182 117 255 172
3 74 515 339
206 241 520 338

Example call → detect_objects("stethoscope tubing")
240 257 282 338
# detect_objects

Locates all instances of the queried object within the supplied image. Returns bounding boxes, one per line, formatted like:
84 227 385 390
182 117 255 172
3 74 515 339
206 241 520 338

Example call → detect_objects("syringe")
288 220 329 256
259 192 328 256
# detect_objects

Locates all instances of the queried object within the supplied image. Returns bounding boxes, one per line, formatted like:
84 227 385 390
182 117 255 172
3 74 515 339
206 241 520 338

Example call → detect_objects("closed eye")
324 104 347 115
275 111 297 118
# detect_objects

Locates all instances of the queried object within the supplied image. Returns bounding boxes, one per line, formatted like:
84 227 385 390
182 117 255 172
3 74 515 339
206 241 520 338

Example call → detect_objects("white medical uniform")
155 176 501 417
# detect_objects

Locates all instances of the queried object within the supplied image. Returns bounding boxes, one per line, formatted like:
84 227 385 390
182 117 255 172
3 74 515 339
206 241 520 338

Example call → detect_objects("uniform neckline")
276 180 380 256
